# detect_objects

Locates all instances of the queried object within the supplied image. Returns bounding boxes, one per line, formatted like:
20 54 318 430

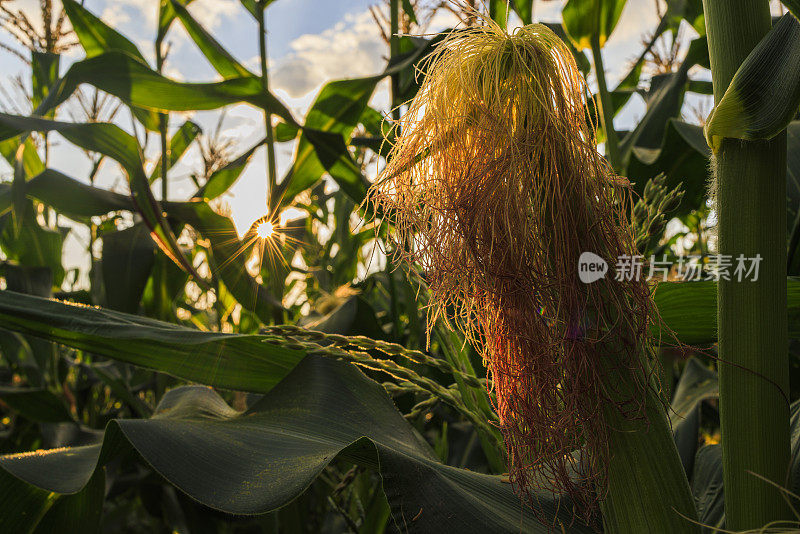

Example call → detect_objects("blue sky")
0 0 728 280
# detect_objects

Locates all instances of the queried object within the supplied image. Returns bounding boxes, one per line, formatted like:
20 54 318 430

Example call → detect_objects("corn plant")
2 0 800 533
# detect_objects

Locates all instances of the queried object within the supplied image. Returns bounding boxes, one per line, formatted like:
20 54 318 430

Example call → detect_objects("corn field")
2 0 800 532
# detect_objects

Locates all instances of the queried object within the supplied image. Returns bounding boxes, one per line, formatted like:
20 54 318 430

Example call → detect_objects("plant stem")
258 1 278 211
590 36 621 173
702 0 792 530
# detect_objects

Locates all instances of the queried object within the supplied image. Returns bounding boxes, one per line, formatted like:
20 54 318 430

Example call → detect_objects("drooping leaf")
168 0 253 79
0 386 74 423
0 355 590 533
0 169 133 220
62 0 160 130
691 445 725 531
0 114 199 282
704 14 800 150
17 52 298 130
669 359 718 476
627 119 710 217
197 137 266 200
100 224 156 313
148 120 202 183
63 0 145 60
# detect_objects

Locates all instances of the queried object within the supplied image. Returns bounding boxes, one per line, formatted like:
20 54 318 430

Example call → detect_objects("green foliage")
0 0 798 532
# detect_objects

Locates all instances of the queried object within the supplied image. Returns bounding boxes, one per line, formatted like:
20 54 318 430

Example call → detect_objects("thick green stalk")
702 0 792 529
590 36 621 173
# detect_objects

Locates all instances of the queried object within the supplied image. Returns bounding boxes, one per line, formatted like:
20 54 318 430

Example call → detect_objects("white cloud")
271 10 385 99
104 0 238 31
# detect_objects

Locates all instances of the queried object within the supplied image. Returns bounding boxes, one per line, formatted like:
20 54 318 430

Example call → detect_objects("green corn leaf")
1 201 64 285
0 114 199 282
62 0 160 130
157 0 194 45
489 0 509 29
628 119 710 218
0 387 74 423
0 336 589 532
148 120 202 183
168 201 283 323
655 279 800 345
100 224 156 314
0 171 278 322
275 36 436 209
30 52 59 114
197 137 266 200
511 0 534 25
63 0 145 60
0 169 133 219
9 52 298 132
562 0 628 51
704 14 800 151
168 0 253 79
0 290 303 393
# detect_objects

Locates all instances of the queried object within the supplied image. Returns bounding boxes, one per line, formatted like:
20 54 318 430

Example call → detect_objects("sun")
255 221 274 239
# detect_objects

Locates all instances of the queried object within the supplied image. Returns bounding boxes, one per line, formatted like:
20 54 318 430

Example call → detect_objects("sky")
0 0 728 281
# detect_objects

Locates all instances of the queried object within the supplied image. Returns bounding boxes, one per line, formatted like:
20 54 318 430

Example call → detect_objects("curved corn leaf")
197 137 266 200
0 342 588 532
0 114 201 283
148 120 202 183
8 52 298 131
0 290 303 393
275 35 437 209
0 467 104 534
1 171 280 322
562 0 628 51
62 0 160 130
704 14 800 151
62 0 144 60
168 201 283 322
169 0 252 79
0 169 133 219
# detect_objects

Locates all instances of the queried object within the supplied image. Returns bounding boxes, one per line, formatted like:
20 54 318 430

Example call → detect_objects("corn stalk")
702 0 792 529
